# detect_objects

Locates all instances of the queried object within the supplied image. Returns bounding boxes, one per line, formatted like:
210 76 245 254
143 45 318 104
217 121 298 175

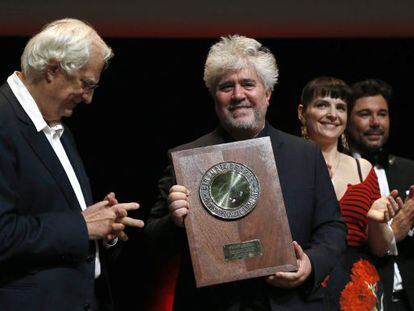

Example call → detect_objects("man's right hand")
82 200 140 240
168 185 190 228
392 185 414 242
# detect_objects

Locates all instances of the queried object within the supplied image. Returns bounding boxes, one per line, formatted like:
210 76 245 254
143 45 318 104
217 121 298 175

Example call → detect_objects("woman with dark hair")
298 77 402 311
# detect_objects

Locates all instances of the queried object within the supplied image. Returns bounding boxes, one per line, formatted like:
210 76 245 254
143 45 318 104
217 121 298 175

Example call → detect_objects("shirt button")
83 303 91 310
86 255 94 263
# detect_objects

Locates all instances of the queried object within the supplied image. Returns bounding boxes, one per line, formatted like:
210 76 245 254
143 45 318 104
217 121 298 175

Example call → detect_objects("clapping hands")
391 185 414 242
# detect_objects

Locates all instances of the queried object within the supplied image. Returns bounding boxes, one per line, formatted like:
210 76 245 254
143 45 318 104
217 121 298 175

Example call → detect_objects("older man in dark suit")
347 79 414 311
145 35 346 311
0 18 143 311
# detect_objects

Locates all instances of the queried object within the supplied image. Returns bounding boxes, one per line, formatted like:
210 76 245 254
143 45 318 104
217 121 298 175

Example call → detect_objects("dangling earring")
298 109 309 140
301 124 309 140
341 133 349 150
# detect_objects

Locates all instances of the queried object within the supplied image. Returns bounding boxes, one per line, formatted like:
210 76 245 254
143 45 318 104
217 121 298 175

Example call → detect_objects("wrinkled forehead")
76 45 105 80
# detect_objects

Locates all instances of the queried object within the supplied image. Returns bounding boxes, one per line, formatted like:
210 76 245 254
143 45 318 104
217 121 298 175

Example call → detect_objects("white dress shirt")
7 72 101 278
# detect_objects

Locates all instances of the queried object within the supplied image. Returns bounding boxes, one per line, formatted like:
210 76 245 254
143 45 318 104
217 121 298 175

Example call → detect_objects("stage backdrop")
1 0 414 37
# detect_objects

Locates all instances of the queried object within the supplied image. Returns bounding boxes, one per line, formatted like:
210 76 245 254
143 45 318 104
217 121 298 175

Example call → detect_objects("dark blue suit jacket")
146 123 347 311
375 155 414 310
0 83 112 311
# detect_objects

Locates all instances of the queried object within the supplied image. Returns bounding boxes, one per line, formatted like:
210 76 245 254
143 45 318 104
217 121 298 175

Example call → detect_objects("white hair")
204 35 278 92
21 18 113 82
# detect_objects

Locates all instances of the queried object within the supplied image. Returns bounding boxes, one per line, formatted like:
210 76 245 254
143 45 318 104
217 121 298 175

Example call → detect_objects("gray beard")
220 109 265 139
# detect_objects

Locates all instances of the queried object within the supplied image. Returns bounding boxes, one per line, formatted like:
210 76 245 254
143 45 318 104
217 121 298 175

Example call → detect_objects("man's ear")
297 104 306 124
265 89 272 106
45 63 60 83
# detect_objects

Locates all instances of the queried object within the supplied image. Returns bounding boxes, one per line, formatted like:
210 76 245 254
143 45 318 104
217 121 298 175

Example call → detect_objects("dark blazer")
376 155 414 310
0 83 113 311
146 123 347 311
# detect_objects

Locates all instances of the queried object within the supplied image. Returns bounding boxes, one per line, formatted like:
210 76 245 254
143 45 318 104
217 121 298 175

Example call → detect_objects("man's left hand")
266 241 312 288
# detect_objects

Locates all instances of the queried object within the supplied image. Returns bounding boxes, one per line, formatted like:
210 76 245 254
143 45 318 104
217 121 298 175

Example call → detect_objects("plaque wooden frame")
171 137 297 287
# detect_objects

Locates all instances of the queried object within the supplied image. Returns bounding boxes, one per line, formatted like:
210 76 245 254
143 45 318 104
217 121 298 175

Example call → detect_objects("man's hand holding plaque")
168 185 190 228
266 241 312 288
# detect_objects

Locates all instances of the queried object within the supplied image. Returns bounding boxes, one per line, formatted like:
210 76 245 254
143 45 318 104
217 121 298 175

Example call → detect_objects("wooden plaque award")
171 137 297 287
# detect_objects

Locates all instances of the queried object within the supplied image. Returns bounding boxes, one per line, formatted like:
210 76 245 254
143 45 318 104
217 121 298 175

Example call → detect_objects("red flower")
340 278 377 311
339 259 380 311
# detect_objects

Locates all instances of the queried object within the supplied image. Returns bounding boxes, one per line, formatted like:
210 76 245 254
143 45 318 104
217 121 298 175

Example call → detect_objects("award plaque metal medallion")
171 137 297 287
199 161 260 220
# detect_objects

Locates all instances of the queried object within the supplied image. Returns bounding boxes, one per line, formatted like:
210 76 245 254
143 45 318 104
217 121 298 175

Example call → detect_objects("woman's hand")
368 189 403 223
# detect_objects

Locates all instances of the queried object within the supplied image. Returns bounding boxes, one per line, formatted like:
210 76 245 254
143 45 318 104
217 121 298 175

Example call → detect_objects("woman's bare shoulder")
358 157 373 179
340 153 372 179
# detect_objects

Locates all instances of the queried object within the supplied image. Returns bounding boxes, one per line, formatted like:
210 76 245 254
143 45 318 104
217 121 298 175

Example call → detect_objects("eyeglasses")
80 77 99 91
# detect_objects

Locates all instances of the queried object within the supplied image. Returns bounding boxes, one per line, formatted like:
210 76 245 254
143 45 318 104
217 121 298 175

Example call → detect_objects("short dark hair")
350 79 392 111
301 76 353 109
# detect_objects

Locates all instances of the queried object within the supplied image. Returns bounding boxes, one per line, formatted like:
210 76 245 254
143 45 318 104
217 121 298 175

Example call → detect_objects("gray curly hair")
203 35 278 92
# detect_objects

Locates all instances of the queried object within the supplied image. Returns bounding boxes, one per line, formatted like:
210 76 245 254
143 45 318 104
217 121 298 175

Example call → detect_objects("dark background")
1 37 414 310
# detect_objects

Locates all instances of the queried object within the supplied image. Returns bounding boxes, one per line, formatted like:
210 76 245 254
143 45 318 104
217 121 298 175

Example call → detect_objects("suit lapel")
22 121 82 210
3 83 82 210
263 124 284 154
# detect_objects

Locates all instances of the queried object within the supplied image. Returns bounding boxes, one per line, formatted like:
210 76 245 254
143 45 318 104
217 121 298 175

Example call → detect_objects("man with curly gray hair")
146 35 346 310
0 18 143 311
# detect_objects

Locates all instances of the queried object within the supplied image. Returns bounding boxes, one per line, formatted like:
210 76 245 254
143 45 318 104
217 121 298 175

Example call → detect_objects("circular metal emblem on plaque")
199 161 260 220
